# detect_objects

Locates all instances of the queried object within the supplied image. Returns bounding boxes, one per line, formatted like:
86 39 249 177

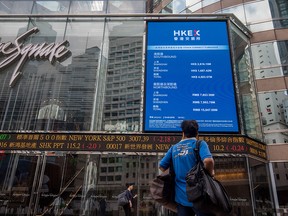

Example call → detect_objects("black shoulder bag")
185 140 232 215
150 153 177 213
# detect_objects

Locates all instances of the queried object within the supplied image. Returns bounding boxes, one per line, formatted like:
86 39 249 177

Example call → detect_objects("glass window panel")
115 175 121 181
102 18 144 132
244 1 272 23
107 176 113 181
230 22 262 140
258 90 288 143
0 19 29 38
0 18 106 131
254 67 284 79
249 21 274 32
249 158 274 215
1 151 276 216
213 156 253 215
203 0 219 7
243 1 274 31
272 162 288 208
32 1 70 14
278 40 288 66
186 1 202 13
269 0 288 19
160 2 173 14
70 1 106 14
171 0 186 13
100 176 106 181
0 1 33 14
273 18 288 29
221 5 246 25
0 18 68 131
107 0 145 13
251 42 283 74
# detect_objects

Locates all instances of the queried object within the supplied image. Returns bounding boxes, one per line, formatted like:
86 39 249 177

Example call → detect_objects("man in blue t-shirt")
159 120 215 216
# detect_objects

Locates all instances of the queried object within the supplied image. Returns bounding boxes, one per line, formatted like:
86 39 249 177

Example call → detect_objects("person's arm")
159 147 173 172
203 157 215 177
128 191 133 207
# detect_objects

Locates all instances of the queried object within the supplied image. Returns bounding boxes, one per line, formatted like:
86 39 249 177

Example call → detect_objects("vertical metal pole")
246 156 256 216
60 154 67 191
27 155 41 216
136 153 140 216
268 162 280 216
1 91 12 130
33 154 47 215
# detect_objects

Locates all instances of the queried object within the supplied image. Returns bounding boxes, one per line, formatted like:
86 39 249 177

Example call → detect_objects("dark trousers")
123 204 131 216
177 204 195 216
177 204 215 216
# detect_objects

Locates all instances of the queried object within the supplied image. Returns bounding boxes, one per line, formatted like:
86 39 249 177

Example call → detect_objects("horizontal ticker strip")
0 132 266 159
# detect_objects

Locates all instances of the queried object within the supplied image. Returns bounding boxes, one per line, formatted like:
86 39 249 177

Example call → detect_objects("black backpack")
117 190 129 206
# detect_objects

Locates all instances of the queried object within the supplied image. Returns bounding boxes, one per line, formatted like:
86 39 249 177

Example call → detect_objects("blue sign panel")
144 20 239 133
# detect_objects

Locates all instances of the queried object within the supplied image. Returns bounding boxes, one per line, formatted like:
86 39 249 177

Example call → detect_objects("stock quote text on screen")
0 133 266 159
144 20 239 133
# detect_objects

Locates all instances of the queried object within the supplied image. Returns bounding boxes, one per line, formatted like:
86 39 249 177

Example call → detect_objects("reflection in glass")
251 40 288 80
203 0 219 7
0 1 33 14
231 22 262 140
160 2 173 14
269 0 288 28
32 1 70 14
221 5 246 25
0 152 274 216
258 91 288 144
185 1 202 13
214 156 252 216
248 21 274 32
70 1 106 14
272 162 288 208
278 41 288 68
107 0 145 13
0 154 40 215
251 42 284 78
102 19 144 132
0 18 106 132
244 1 272 24
273 18 288 29
249 157 274 215
244 1 274 32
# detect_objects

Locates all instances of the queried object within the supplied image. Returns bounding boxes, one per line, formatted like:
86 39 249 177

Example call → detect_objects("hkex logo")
173 29 201 41
173 30 200 37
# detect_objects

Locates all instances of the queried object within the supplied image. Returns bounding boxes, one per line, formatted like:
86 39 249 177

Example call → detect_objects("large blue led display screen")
144 20 239 133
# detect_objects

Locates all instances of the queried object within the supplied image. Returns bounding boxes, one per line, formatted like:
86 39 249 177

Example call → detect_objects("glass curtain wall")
162 1 288 211
0 17 106 132
0 2 272 215
0 152 271 215
272 161 288 211
0 19 145 133
230 22 262 140
0 0 146 15
248 157 274 216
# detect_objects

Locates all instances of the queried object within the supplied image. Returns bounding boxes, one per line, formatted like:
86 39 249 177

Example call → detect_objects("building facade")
0 0 285 215
152 0 288 214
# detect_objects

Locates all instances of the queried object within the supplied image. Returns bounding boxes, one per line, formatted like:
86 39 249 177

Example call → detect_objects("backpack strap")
194 140 202 163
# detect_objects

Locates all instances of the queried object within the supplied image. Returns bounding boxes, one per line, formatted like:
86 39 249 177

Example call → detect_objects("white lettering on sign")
0 27 71 87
